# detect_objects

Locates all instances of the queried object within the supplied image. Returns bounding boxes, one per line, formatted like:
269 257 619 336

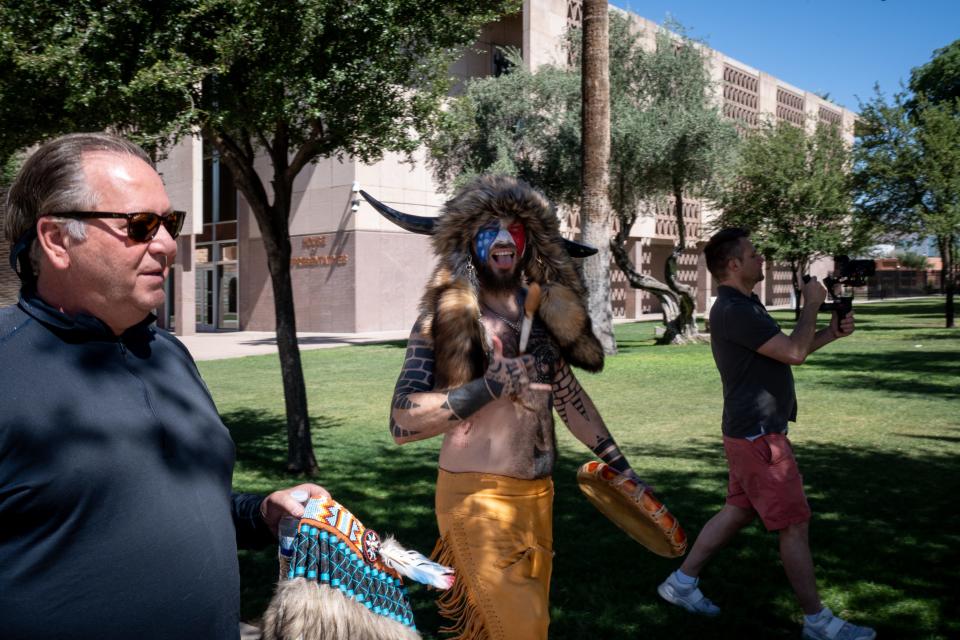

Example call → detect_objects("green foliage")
426 13 737 342
853 90 917 235
854 90 960 242
0 152 19 188
914 98 960 242
717 120 853 276
202 298 960 638
425 47 581 201
895 250 929 270
426 13 737 218
853 41 959 326
0 0 520 161
606 20 738 220
908 38 960 110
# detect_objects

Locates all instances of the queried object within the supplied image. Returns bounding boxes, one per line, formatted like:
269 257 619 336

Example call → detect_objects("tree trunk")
790 262 802 320
942 234 956 328
264 233 319 474
610 216 704 345
207 129 318 475
662 249 700 340
580 0 616 355
660 185 700 341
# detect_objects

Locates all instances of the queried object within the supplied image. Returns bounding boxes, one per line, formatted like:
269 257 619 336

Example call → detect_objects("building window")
202 141 237 224
776 87 805 127
722 64 759 132
818 105 841 127
567 0 583 28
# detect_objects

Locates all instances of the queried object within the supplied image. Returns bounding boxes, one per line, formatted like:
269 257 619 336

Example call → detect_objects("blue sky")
611 0 959 112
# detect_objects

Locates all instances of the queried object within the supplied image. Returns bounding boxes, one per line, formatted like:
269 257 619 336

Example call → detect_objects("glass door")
196 266 216 330
217 262 239 330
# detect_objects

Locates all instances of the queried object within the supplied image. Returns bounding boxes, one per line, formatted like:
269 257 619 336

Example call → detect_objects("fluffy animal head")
421 175 603 388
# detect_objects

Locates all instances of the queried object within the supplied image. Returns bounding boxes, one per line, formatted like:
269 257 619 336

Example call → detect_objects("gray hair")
4 132 152 274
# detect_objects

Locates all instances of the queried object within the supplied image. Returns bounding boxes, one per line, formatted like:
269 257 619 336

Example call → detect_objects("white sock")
675 569 697 585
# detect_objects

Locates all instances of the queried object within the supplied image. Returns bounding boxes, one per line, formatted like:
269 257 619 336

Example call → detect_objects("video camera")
804 256 876 333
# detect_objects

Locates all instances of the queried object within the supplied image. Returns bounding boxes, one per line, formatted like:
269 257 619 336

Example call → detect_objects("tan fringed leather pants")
431 470 554 640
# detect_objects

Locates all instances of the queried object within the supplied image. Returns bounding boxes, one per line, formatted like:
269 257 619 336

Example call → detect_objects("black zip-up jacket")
0 291 273 639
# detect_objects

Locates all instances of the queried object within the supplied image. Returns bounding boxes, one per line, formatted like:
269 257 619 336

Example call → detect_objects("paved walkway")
181 295 936 362
175 317 664 362
177 329 410 361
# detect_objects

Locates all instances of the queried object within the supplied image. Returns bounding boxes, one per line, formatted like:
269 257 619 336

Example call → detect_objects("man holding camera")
657 228 875 640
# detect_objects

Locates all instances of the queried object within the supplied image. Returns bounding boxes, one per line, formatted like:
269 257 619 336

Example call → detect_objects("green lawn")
199 297 960 639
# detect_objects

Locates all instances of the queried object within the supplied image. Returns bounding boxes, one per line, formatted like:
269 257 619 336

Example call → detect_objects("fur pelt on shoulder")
419 175 603 389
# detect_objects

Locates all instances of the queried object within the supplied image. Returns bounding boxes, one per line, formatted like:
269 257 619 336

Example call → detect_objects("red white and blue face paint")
474 219 526 263
507 222 526 257
474 222 500 263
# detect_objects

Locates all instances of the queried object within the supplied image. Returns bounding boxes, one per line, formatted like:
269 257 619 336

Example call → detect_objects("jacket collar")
18 286 156 341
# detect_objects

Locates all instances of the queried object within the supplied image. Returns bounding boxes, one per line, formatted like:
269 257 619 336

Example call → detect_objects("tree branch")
286 122 326 184
202 124 271 224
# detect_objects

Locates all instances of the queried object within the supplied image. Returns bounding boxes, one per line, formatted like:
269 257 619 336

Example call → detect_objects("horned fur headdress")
362 175 603 389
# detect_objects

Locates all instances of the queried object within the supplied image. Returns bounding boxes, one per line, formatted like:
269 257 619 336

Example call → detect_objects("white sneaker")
802 607 876 640
657 571 721 617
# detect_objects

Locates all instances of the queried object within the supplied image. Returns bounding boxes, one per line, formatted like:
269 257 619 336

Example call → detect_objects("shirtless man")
376 175 640 640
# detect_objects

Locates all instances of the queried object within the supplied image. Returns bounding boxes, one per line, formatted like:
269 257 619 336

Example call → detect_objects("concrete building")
1 1 857 329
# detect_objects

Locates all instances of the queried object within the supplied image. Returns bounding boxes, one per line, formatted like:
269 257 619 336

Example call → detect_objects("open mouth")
491 247 516 269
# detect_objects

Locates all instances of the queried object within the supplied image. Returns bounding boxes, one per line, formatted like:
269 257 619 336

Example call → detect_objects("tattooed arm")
389 321 549 444
553 361 639 479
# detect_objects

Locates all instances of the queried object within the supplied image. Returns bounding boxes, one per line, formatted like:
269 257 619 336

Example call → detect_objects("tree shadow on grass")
221 408 345 478
842 300 944 319
897 428 960 445
548 439 960 640
230 409 959 639
348 339 409 350
772 299 952 333
894 331 960 341
615 339 659 354
801 350 959 400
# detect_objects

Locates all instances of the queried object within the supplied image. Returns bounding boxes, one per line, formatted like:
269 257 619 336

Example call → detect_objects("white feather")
378 536 455 590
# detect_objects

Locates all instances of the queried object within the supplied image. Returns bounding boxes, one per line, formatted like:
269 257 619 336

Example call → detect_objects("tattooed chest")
525 321 561 384
480 315 560 384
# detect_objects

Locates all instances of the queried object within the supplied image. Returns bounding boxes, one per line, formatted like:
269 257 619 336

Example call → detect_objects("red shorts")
723 433 811 531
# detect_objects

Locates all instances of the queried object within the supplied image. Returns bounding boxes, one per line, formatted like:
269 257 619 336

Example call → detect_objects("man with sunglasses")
0 132 326 639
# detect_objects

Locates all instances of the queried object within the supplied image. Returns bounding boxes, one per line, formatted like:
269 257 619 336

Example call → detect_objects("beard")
476 260 523 293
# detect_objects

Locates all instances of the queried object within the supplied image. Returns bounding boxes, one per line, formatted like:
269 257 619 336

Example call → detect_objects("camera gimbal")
803 256 875 334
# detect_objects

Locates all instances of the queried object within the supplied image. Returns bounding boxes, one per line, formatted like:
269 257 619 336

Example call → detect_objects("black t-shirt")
709 285 797 438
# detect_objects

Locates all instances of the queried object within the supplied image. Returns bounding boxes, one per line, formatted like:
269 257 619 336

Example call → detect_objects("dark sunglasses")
53 210 186 242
